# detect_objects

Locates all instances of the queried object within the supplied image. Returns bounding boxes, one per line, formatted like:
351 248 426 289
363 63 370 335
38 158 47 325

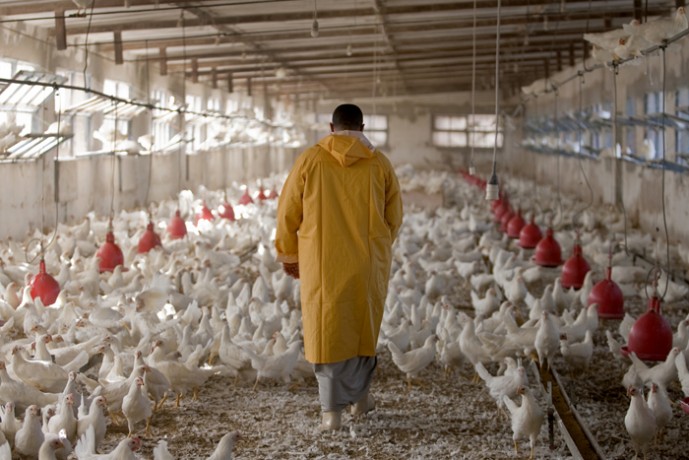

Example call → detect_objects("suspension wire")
26 88 64 264
178 9 187 203
659 44 670 298
143 39 154 209
612 63 630 256
573 72 594 227
110 100 119 221
489 0 502 178
469 0 477 172
553 88 562 228
82 0 96 91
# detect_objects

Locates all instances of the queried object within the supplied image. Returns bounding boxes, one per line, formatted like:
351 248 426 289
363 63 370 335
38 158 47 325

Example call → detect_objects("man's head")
330 104 364 132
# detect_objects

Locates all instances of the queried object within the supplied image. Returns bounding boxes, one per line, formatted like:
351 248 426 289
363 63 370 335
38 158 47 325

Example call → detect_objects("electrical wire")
612 63 630 256
553 87 562 228
143 39 154 208
110 100 119 220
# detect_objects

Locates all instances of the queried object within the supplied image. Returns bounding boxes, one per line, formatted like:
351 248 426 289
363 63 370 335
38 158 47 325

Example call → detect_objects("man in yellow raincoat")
275 104 403 431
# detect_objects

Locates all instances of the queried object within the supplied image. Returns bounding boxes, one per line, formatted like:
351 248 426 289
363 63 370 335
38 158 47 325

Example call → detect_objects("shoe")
320 411 342 431
351 393 375 417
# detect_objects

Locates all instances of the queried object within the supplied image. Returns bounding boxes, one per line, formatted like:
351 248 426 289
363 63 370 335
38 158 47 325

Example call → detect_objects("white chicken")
242 339 302 391
38 437 65 460
14 404 45 458
675 352 689 397
646 382 672 441
11 346 68 393
207 431 240 460
503 386 544 460
0 401 20 447
535 311 559 369
475 360 528 410
624 386 656 460
76 395 108 451
47 393 77 444
559 330 593 369
387 335 437 389
628 347 681 388
75 425 142 460
122 376 153 436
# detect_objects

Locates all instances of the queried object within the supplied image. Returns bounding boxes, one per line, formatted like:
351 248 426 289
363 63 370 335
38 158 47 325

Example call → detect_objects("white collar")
332 130 375 151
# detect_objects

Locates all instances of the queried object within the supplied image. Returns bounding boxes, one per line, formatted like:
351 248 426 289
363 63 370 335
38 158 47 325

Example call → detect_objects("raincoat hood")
318 131 375 167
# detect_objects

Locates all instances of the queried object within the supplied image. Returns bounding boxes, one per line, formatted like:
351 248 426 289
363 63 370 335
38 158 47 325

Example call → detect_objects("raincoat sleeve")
383 156 403 241
275 155 306 264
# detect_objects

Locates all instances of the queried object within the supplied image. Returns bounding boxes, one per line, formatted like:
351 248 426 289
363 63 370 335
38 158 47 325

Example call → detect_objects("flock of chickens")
0 165 687 459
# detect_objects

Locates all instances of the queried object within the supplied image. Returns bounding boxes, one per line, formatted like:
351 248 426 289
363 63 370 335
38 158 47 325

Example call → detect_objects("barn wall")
505 37 689 244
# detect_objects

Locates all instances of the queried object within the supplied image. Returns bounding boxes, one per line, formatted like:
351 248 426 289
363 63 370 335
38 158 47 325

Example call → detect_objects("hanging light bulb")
214 34 221 46
346 44 353 56
311 0 319 37
276 67 287 79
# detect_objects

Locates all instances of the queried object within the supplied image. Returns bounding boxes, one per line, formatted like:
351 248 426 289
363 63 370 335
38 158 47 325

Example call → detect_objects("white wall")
504 34 689 243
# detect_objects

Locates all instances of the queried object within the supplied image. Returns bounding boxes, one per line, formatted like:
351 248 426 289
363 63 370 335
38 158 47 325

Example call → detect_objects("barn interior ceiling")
0 0 684 100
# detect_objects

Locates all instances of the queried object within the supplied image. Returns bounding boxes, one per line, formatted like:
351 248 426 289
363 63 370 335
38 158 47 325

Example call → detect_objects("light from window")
433 114 502 148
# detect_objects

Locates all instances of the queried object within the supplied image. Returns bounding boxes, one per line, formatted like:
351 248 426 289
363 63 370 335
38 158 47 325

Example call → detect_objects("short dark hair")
332 104 363 130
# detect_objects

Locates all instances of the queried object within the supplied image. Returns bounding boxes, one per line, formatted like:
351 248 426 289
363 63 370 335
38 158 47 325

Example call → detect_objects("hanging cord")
612 63 630 256
110 99 119 221
659 44 670 298
82 0 96 90
26 88 63 264
177 9 187 204
143 39 154 207
469 0 477 172
553 88 563 228
486 0 501 195
572 72 594 228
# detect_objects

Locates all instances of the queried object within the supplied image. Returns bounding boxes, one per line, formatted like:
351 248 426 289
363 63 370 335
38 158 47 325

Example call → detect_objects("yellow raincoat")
275 132 403 364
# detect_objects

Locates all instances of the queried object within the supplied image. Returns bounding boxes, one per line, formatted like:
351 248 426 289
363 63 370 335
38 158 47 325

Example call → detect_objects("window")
0 59 38 135
363 114 388 147
676 88 689 162
432 114 503 148
644 92 662 159
101 79 130 137
185 94 204 153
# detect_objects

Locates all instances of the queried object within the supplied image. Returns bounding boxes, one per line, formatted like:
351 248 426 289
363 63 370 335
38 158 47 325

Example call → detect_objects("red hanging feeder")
561 240 591 289
519 215 542 249
493 196 510 222
588 258 624 319
238 188 254 205
267 187 279 199
137 221 162 254
219 201 236 220
97 230 124 273
195 202 214 224
257 186 268 201
622 295 672 362
506 209 526 239
499 207 515 233
168 210 187 240
30 258 60 306
534 227 562 267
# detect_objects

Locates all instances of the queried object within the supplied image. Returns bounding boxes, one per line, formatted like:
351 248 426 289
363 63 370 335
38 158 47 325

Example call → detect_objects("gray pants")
314 356 377 412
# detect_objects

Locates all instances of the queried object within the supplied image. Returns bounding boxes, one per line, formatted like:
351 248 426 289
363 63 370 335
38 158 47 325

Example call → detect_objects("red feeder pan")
519 216 542 249
195 202 214 224
97 231 124 273
267 188 279 199
30 258 60 306
168 210 187 240
219 202 236 220
137 222 162 254
507 210 526 239
534 227 562 267
561 242 591 289
257 186 268 201
238 189 254 205
499 208 515 233
588 266 624 319
494 198 510 223
621 296 672 362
